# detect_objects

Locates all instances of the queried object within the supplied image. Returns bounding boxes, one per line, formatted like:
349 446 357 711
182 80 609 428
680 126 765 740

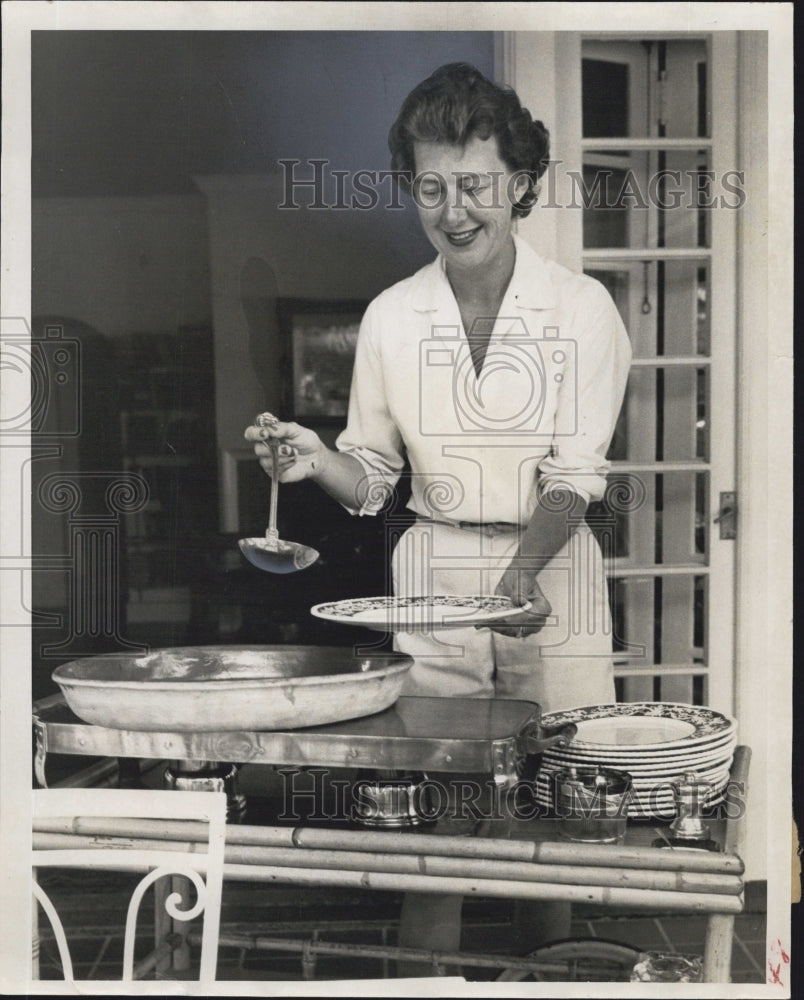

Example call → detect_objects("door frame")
495 29 781 883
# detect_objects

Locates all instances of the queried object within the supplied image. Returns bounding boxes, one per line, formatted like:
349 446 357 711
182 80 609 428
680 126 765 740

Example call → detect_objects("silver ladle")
238 415 320 574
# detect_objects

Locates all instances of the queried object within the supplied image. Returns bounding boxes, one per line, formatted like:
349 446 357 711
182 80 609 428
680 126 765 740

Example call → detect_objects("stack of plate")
533 702 738 819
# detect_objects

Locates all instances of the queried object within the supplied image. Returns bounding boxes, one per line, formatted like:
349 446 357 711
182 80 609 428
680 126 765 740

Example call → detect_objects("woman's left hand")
489 569 552 638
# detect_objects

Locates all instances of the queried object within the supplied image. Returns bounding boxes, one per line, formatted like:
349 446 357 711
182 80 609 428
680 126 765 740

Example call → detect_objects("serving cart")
32 692 750 983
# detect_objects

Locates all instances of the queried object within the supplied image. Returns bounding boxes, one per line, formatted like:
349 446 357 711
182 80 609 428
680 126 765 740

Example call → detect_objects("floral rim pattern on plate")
312 595 519 617
541 701 736 745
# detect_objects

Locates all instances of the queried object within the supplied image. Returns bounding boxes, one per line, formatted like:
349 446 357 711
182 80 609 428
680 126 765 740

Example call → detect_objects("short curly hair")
388 63 550 219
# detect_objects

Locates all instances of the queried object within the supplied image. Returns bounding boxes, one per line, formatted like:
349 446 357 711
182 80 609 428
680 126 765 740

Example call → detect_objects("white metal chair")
31 788 226 984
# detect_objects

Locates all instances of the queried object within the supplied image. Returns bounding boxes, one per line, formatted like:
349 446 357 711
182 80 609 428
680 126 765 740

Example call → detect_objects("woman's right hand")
244 413 327 484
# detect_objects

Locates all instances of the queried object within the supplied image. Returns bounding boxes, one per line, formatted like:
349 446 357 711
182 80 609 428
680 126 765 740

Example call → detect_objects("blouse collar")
410 233 558 314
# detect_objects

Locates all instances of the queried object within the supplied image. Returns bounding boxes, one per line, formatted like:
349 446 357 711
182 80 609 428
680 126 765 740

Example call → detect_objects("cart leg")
397 772 481 977
481 771 572 954
509 899 572 953
397 892 462 977
703 913 734 982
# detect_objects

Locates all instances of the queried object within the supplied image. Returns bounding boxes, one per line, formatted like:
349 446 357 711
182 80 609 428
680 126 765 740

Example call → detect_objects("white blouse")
336 234 632 525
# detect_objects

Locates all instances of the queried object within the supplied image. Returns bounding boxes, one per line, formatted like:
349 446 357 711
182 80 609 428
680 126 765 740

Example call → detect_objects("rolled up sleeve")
538 281 632 504
335 303 406 515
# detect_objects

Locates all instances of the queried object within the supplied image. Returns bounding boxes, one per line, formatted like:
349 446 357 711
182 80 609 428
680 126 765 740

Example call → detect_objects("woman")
247 63 630 703
246 62 631 968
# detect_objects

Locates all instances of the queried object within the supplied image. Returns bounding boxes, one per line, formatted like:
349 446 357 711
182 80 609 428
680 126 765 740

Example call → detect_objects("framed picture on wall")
277 298 368 423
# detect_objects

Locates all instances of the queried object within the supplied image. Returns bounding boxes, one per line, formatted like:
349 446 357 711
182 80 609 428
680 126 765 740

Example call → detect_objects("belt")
415 516 522 536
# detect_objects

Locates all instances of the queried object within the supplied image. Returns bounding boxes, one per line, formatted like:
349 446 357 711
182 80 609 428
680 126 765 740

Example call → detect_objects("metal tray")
34 695 541 779
52 646 413 732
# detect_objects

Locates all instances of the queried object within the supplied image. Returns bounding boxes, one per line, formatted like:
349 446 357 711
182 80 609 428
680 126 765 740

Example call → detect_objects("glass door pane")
580 37 715 705
582 39 709 139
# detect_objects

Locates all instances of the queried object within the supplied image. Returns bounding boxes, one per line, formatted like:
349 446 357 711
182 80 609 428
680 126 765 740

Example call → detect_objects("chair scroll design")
32 788 227 984
32 879 75 981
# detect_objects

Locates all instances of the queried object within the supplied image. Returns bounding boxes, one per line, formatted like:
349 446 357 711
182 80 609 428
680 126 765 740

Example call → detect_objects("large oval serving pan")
52 646 413 732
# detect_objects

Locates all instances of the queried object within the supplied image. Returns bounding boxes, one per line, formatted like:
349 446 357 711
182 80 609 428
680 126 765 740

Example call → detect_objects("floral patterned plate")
539 730 737 763
310 595 532 632
540 702 736 751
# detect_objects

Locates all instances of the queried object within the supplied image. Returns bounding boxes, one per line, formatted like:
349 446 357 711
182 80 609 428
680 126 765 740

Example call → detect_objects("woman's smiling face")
412 135 528 277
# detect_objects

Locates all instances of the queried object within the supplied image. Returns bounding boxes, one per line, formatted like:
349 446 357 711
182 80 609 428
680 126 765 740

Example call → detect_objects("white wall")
196 171 434 470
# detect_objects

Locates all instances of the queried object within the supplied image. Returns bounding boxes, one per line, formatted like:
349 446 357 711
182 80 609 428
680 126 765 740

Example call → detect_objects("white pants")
392 519 615 712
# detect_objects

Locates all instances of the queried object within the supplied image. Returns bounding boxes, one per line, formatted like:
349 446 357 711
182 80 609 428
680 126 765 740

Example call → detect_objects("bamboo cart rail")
33 827 744 896
32 815 745 874
33 830 744 912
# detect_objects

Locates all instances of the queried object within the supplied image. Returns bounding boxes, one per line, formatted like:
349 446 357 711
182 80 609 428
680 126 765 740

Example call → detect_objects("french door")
503 33 738 714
